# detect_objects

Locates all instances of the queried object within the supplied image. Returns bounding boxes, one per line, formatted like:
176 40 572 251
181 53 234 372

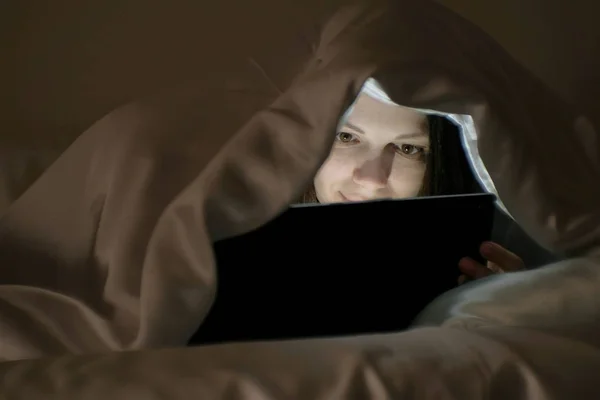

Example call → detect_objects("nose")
352 147 394 189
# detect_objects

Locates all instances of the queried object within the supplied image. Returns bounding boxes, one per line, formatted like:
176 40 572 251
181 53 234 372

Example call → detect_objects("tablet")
189 193 496 345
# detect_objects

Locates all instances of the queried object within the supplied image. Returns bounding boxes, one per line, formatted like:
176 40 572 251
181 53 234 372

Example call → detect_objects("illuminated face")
314 93 429 203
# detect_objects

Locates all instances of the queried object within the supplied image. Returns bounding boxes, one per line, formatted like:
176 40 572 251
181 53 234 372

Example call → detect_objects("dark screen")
189 193 495 346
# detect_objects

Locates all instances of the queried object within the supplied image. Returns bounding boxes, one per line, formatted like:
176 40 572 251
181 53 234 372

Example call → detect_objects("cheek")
313 150 355 197
388 159 427 198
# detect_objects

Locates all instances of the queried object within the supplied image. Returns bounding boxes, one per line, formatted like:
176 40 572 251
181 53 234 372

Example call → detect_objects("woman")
300 78 526 281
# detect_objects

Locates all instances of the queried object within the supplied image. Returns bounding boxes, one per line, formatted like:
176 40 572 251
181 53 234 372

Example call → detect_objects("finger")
458 274 467 285
458 257 493 280
486 261 504 274
480 242 525 272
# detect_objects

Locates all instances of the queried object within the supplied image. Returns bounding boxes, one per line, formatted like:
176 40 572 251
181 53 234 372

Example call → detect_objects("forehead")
346 93 428 135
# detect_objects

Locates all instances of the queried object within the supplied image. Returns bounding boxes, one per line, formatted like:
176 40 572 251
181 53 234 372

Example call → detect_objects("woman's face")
314 93 430 203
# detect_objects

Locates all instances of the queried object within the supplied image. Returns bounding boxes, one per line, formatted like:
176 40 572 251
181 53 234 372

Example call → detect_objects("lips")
339 192 369 202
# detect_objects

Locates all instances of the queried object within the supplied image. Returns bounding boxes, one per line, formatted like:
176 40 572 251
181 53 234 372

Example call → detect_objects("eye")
394 144 426 159
336 131 360 145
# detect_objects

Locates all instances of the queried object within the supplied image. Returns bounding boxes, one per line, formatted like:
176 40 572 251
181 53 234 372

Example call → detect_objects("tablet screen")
189 193 495 345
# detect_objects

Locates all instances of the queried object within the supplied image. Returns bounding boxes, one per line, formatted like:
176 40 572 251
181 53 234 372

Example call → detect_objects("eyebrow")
344 122 365 134
394 131 429 140
342 122 428 140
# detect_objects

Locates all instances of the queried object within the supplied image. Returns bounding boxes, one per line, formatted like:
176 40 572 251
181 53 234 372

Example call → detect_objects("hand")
458 241 525 284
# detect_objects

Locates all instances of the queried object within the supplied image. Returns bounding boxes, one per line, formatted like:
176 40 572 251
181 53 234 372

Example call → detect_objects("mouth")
339 192 368 202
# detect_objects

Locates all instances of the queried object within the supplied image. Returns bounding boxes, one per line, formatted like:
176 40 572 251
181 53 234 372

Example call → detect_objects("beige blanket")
1 0 600 398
